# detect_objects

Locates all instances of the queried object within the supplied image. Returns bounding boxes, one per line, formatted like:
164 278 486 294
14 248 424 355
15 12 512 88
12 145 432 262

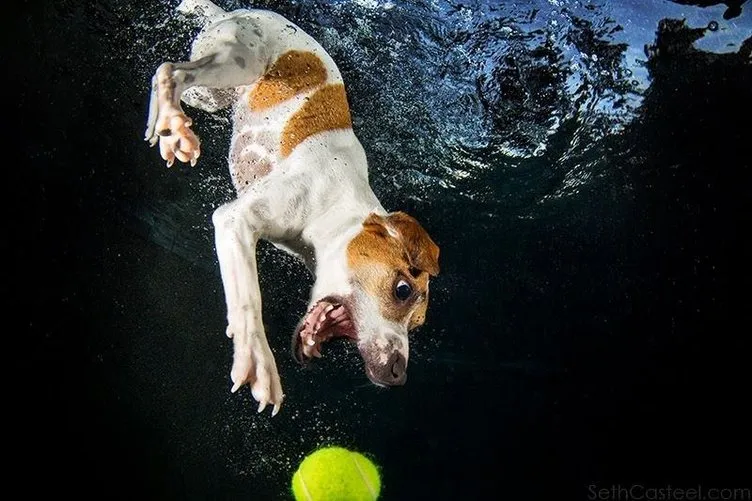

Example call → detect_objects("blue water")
12 0 751 499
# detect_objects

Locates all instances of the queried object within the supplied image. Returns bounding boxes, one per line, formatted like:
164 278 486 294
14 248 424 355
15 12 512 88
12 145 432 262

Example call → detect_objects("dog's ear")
362 212 440 276
385 212 440 277
362 213 393 239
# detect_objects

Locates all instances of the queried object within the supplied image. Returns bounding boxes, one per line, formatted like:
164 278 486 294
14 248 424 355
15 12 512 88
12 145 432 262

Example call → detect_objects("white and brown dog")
145 0 440 416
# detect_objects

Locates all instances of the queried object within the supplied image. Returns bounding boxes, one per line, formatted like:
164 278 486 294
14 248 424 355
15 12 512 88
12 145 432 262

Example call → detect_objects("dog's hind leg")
177 0 226 20
144 14 274 167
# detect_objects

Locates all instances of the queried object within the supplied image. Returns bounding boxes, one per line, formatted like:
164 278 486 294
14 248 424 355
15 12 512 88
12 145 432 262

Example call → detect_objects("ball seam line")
299 471 313 501
351 454 377 500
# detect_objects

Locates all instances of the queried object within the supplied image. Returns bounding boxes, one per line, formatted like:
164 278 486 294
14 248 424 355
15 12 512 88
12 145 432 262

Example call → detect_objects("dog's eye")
395 280 413 301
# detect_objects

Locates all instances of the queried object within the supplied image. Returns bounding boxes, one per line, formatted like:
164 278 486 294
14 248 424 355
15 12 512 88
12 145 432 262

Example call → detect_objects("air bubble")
707 21 719 32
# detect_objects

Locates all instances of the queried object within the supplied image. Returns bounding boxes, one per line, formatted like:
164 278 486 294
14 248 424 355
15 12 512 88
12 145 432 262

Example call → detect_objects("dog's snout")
372 352 406 386
360 335 410 386
364 351 408 386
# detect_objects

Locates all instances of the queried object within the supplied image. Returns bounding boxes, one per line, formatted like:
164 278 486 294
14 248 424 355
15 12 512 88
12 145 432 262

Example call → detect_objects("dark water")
9 0 751 499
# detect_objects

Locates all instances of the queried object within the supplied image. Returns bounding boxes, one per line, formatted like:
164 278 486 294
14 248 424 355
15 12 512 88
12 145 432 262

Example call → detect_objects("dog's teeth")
319 314 327 323
307 338 316 346
324 304 335 313
257 401 267 413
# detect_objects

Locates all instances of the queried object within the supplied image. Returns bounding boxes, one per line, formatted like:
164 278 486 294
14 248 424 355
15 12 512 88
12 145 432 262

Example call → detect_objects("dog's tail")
177 0 226 24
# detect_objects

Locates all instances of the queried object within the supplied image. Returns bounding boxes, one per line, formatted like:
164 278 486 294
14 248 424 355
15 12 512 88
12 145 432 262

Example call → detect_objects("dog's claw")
229 332 285 415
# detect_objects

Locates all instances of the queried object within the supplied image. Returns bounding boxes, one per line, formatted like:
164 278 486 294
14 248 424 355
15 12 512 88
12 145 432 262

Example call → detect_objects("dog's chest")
227 101 282 193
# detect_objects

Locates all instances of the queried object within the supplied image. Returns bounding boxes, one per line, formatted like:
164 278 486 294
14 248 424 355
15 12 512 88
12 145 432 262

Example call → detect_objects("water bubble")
707 21 719 32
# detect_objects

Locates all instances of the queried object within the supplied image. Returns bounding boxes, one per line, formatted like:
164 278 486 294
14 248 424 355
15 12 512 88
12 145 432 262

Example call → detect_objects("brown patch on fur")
347 213 438 327
383 212 440 276
280 84 352 157
249 50 327 111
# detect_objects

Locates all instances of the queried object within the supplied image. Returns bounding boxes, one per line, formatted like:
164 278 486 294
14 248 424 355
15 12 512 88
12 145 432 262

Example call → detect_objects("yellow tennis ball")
291 446 381 501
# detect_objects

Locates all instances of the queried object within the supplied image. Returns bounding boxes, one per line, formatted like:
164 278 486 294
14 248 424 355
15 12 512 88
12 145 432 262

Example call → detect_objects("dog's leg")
213 196 284 416
177 0 226 19
144 56 211 167
144 16 271 167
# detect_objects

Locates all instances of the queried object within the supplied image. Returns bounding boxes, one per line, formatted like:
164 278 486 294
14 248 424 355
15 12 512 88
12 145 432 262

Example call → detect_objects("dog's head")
293 211 440 386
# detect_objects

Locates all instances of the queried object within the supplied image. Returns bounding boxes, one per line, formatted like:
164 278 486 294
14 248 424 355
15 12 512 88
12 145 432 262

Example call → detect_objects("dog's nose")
386 352 407 385
365 352 408 386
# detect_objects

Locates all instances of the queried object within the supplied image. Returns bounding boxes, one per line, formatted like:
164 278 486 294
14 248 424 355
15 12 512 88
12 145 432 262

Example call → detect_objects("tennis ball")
291 446 381 501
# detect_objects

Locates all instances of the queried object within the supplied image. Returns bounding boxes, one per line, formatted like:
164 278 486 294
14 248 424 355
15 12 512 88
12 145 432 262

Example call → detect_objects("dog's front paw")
230 339 285 416
152 113 201 168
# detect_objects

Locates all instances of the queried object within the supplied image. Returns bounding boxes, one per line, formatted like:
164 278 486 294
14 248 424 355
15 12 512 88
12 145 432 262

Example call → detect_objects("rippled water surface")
108 0 750 254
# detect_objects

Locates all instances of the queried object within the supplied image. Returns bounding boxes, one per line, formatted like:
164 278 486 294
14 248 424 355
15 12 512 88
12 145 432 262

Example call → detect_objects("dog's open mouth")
292 297 357 362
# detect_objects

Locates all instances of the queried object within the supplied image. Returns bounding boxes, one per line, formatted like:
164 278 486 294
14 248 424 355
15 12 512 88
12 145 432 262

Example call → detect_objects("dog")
144 0 440 416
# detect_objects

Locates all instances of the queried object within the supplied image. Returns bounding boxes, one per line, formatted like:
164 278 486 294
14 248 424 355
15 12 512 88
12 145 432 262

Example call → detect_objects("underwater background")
9 0 751 499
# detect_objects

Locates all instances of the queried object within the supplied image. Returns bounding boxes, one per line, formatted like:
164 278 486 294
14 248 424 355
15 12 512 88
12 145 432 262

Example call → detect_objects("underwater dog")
145 0 440 415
